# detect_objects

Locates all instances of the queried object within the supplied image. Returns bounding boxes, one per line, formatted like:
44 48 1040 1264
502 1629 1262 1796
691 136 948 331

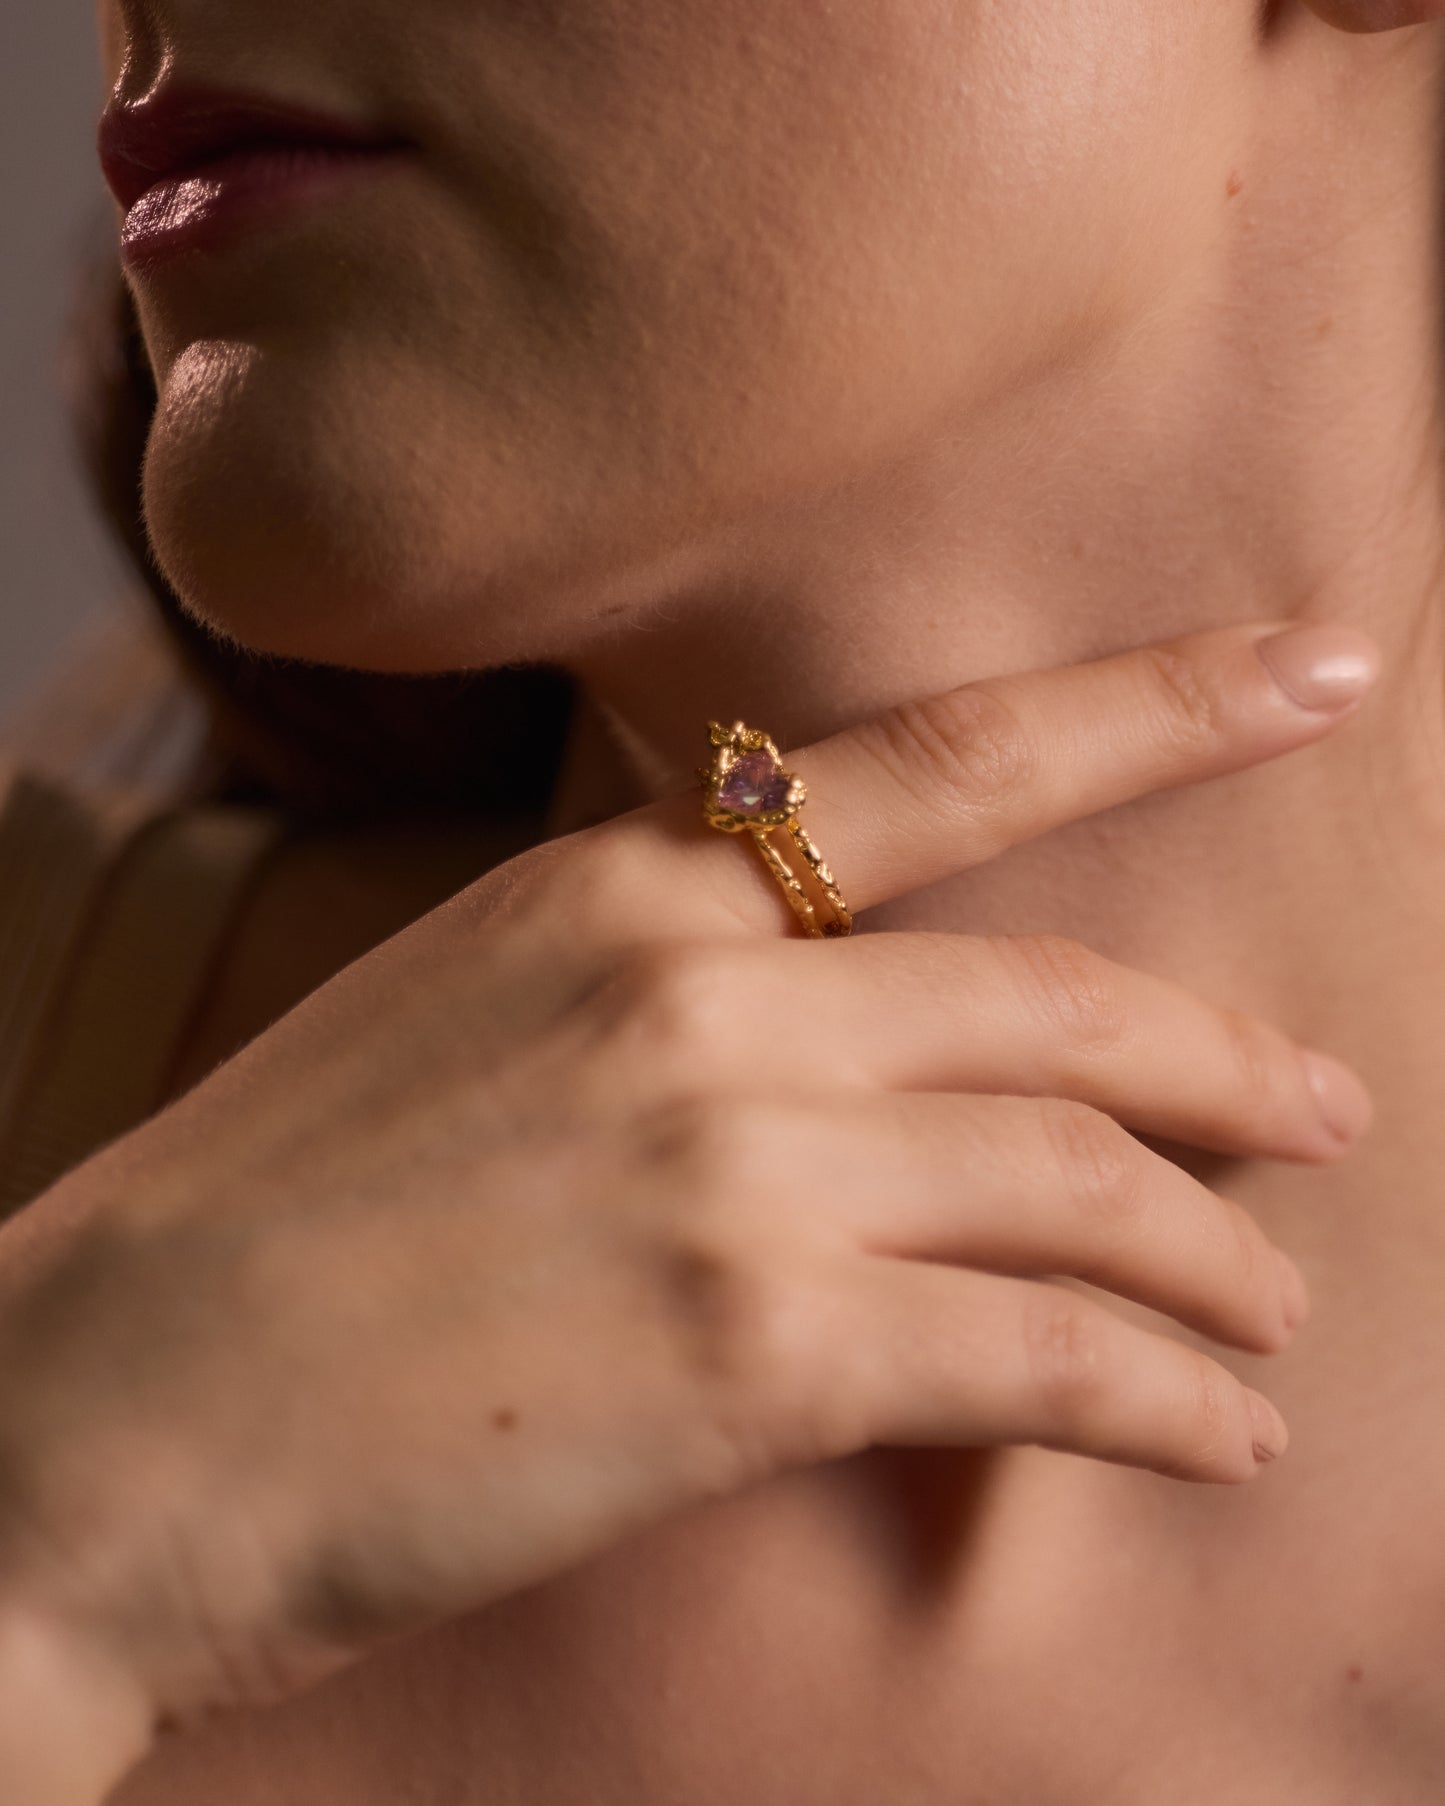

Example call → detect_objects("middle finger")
575 932 1370 1163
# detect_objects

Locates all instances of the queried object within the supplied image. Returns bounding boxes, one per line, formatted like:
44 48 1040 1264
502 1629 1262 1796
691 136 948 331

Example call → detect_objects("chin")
138 335 628 676
144 446 469 676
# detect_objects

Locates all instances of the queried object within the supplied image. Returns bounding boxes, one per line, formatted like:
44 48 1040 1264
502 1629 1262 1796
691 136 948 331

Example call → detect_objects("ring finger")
575 932 1370 1163
691 1088 1302 1357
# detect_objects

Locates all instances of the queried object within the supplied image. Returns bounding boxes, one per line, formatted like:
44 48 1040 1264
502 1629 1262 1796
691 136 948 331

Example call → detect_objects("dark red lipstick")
98 85 409 268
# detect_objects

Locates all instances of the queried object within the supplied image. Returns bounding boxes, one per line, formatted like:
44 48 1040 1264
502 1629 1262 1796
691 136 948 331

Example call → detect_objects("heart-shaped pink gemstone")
717 750 793 817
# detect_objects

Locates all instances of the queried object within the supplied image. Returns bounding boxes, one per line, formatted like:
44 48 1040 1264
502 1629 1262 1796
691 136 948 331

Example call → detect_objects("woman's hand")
0 619 1378 1802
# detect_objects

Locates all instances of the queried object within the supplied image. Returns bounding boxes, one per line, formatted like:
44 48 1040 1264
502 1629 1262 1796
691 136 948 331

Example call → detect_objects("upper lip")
98 83 405 212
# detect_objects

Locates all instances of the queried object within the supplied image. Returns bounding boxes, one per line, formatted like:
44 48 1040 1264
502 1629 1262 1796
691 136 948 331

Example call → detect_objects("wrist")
0 1601 153 1805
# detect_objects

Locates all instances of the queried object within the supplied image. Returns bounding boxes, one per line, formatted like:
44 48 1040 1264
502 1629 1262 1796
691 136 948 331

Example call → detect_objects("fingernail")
1253 625 1380 712
1303 1051 1375 1145
1246 1388 1289 1464
1275 1249 1309 1332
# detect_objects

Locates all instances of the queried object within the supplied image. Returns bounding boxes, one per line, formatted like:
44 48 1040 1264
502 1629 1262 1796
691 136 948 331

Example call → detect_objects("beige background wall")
0 6 129 724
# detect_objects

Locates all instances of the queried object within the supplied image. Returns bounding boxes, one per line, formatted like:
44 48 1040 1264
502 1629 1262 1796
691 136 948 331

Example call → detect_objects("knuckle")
1215 1006 1296 1123
661 1224 791 1389
631 1095 836 1479
1136 644 1230 748
1038 1099 1144 1231
480 827 646 943
1214 1195 1270 1314
995 933 1129 1055
653 1198 824 1481
588 944 750 1075
630 1091 781 1199
1020 1286 1109 1434
1182 1356 1237 1470
865 684 1037 823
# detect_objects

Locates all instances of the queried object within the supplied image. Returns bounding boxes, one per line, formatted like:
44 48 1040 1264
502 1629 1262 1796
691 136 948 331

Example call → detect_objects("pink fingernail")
1303 1051 1374 1146
1246 1389 1289 1465
1254 625 1380 712
1275 1250 1309 1332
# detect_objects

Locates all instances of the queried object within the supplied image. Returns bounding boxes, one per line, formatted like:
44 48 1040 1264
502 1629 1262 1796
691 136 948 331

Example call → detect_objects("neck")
557 32 1445 1241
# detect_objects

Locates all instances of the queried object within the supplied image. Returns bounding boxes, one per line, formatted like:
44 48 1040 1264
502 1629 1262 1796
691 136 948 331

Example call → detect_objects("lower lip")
119 143 405 270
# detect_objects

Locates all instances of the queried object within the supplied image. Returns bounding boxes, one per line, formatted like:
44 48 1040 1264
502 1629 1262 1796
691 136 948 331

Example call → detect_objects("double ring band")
699 720 853 939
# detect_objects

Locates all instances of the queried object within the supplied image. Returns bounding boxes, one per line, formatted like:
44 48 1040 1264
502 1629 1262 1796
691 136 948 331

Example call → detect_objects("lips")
98 84 407 214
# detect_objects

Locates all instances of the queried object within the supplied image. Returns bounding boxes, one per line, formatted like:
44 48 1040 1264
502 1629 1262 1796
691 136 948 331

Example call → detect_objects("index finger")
583 618 1378 937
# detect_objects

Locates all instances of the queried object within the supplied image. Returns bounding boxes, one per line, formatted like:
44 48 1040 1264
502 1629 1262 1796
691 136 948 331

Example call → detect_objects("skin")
0 627 1387 1806
117 0 1261 672
17 0 1444 1797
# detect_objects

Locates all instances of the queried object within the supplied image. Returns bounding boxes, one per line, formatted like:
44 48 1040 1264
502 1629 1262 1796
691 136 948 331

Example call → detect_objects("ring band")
699 720 853 939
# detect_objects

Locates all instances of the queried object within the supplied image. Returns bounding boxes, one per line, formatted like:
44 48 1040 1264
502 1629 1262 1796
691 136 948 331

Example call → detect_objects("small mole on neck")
1345 1664 1365 1684
492 1407 519 1431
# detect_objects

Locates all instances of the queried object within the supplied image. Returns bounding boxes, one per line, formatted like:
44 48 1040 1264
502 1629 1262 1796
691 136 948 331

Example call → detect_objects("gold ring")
699 720 853 939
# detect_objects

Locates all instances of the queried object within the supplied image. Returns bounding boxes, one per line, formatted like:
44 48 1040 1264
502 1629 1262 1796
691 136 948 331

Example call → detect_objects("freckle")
492 1407 519 1432
1226 169 1244 199
1316 316 1333 339
1345 1663 1364 1684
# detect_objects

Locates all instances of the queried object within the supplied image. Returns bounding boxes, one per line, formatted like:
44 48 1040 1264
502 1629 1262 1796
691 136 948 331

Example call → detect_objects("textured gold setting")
700 720 853 939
